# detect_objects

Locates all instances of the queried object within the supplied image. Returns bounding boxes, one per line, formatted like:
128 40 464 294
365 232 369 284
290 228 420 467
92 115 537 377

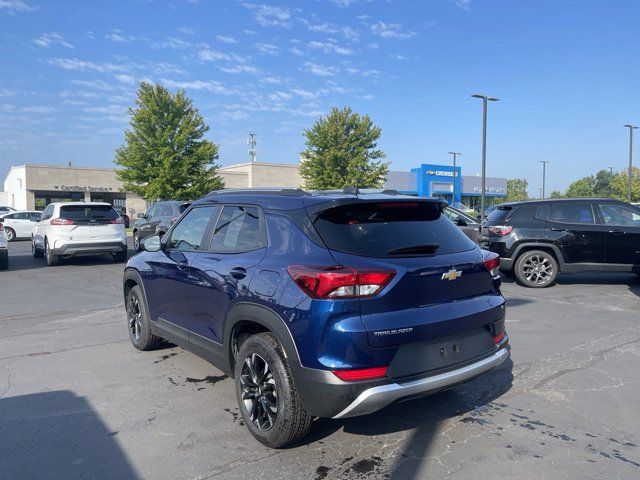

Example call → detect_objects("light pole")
471 94 499 219
448 152 461 206
539 161 549 199
623 125 638 203
539 187 543 199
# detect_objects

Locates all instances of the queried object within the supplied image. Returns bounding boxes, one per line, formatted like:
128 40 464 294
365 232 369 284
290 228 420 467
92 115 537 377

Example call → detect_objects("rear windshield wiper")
387 243 440 255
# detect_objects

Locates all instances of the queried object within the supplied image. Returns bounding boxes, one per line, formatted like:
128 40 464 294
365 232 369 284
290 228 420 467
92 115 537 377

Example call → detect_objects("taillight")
493 332 506 345
482 250 500 276
287 265 395 299
50 218 74 225
486 225 513 236
0 223 3 231
110 217 125 224
332 366 388 382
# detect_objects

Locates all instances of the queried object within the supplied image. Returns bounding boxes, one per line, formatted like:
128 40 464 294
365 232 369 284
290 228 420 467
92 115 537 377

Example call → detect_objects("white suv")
32 202 128 266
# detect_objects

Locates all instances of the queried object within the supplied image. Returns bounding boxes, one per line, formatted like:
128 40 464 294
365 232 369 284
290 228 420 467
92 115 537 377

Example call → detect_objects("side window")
159 204 175 217
597 203 640 226
535 206 548 219
145 205 158 218
29 212 41 222
15 212 29 220
210 206 265 253
550 203 594 224
41 205 53 221
3 213 15 220
167 206 216 251
442 208 456 221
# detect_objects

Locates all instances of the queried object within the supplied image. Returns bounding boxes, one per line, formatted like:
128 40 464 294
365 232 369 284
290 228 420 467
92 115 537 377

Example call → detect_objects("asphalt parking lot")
1 239 639 480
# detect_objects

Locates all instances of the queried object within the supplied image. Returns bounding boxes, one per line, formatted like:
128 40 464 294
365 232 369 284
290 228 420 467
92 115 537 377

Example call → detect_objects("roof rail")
206 188 308 197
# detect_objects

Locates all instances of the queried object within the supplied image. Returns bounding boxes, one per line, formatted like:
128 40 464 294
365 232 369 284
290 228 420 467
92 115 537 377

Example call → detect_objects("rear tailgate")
311 199 504 349
58 205 124 241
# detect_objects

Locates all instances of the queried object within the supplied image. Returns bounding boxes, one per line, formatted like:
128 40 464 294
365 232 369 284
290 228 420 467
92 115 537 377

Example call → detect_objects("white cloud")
306 22 359 42
105 29 134 43
0 0 36 14
290 88 318 99
0 88 16 97
48 58 128 73
362 69 380 77
115 74 136 85
219 64 259 74
260 76 285 85
198 48 246 64
268 91 293 102
255 43 280 55
153 37 191 50
160 79 234 95
22 105 55 113
303 62 338 77
371 21 416 39
308 22 338 34
71 79 112 90
329 0 356 7
308 40 354 55
453 0 472 10
389 53 405 60
178 26 195 35
290 46 306 57
33 32 74 49
216 35 237 44
242 3 292 28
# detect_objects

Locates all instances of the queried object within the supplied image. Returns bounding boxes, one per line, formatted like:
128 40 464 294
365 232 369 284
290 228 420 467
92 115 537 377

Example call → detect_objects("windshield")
313 201 476 257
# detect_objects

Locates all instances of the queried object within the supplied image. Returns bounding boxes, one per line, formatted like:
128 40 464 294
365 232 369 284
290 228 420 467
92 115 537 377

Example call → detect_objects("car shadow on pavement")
301 358 513 477
0 390 139 480
4 248 136 272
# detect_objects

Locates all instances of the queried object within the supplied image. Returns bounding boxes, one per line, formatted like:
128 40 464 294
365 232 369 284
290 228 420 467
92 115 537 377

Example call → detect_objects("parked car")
481 198 640 287
443 205 481 242
0 210 41 241
0 222 8 270
32 202 127 266
476 205 497 220
0 206 16 216
114 207 130 228
132 201 183 251
450 201 475 215
123 190 509 448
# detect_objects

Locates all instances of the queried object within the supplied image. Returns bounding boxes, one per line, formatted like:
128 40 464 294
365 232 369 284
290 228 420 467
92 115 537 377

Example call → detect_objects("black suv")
133 201 186 251
481 198 640 287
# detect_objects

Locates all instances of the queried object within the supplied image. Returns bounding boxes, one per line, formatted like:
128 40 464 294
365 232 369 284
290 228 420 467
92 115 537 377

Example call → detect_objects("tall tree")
549 190 565 199
593 169 615 197
114 82 223 201
565 175 596 198
504 178 529 202
300 107 389 190
609 167 640 202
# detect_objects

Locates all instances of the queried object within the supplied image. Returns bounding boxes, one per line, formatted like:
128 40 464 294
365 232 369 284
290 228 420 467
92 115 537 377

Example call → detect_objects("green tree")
593 169 615 197
114 82 223 201
300 107 389 190
549 190 564 199
565 175 596 198
504 178 528 202
609 167 640 202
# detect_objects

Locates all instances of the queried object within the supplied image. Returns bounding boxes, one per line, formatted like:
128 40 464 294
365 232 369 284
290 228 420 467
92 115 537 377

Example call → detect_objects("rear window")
487 206 513 223
59 205 118 224
313 201 476 257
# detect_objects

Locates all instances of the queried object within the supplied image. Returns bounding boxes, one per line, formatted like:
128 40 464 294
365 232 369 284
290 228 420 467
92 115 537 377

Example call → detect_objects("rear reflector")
332 366 388 382
50 218 75 225
493 332 506 344
486 225 513 236
482 250 500 276
287 265 395 299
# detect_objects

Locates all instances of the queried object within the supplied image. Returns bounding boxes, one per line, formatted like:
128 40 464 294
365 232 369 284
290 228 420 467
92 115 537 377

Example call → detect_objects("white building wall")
3 166 27 210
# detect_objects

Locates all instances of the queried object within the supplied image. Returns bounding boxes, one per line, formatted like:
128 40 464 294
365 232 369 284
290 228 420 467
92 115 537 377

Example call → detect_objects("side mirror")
137 213 145 219
141 235 162 252
455 216 468 227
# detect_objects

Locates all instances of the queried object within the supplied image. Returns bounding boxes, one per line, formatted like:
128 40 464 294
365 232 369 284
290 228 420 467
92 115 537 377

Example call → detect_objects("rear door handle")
550 227 566 232
230 267 247 279
608 230 625 235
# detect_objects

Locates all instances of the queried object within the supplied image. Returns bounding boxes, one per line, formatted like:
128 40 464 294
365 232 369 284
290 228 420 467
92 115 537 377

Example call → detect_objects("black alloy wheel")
240 353 278 431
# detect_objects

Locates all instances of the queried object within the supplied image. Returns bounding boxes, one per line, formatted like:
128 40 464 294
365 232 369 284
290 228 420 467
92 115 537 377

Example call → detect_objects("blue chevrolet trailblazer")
123 189 509 447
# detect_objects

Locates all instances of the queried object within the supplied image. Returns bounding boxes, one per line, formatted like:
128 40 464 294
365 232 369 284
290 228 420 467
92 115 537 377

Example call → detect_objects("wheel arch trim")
511 242 565 270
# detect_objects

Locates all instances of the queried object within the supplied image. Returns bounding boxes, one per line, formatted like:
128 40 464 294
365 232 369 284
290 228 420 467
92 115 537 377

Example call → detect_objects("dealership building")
1 161 506 214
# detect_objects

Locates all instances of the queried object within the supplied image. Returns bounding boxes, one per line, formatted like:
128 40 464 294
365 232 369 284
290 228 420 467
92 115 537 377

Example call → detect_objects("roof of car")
193 188 444 211
495 198 629 208
49 202 112 207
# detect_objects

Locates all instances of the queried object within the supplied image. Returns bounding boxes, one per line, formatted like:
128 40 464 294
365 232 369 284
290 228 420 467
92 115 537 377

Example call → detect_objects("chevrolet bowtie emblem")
441 269 462 281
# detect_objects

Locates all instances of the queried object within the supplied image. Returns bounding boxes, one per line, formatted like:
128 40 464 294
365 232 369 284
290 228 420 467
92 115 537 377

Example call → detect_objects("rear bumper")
52 241 127 256
499 257 514 271
333 347 509 419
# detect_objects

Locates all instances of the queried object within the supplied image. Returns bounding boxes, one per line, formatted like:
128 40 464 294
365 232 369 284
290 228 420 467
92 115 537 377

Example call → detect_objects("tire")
514 249 558 288
133 231 142 252
45 239 60 267
5 228 15 242
114 250 128 263
0 251 8 270
32 238 44 258
235 332 312 448
126 285 163 351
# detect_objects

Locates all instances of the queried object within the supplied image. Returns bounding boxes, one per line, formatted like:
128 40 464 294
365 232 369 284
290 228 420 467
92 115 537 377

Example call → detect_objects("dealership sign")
473 186 505 193
425 170 457 177
55 185 113 192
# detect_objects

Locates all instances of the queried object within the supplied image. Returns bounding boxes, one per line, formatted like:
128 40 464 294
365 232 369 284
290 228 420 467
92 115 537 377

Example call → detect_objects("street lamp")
448 152 461 206
623 125 638 203
539 161 549 199
471 94 499 219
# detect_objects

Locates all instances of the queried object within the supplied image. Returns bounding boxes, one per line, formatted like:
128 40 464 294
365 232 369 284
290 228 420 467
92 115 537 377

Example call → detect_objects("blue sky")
0 0 638 195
